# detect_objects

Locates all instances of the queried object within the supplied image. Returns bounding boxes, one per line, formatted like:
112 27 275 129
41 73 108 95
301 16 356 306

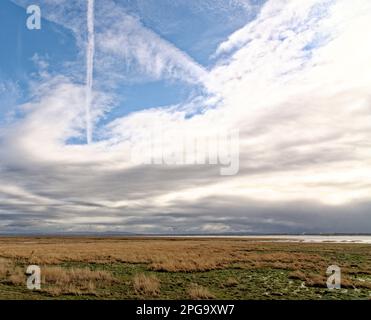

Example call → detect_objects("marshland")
0 237 370 300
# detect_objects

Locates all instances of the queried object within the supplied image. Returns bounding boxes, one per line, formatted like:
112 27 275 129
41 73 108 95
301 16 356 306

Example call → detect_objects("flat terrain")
0 237 370 300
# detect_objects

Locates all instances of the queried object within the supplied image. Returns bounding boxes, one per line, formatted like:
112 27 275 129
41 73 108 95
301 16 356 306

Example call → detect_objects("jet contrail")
85 0 95 144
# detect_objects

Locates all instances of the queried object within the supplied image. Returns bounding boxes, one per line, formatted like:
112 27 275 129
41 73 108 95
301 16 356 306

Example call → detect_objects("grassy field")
0 237 370 300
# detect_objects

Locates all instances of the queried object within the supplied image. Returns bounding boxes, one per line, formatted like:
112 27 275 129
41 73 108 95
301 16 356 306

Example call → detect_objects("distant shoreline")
0 233 370 236
0 234 371 244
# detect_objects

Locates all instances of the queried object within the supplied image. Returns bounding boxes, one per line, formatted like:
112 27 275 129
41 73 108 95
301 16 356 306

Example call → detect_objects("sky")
0 0 371 234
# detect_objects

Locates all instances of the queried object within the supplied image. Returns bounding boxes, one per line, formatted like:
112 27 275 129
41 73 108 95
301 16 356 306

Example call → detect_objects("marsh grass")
0 237 370 299
40 266 115 296
133 273 160 296
224 277 239 287
187 284 215 300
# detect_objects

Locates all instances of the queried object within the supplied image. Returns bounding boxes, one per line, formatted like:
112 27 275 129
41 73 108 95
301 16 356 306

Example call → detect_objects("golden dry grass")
40 266 115 295
7 269 25 286
0 256 116 296
133 273 160 296
0 237 334 271
42 266 114 284
187 284 215 300
225 277 239 287
0 258 25 286
0 258 13 278
0 237 369 276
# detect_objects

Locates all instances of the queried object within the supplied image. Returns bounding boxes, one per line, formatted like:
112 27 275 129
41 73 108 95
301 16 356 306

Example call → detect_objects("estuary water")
175 235 371 244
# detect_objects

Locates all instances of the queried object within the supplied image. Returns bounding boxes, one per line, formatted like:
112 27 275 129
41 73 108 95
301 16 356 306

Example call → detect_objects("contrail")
85 0 95 144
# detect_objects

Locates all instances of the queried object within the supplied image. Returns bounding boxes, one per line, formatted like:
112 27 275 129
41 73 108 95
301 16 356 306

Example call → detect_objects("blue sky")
0 0 371 234
0 0 77 123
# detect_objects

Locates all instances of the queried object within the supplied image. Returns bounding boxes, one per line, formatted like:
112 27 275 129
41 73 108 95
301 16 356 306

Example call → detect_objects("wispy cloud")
95 5 207 84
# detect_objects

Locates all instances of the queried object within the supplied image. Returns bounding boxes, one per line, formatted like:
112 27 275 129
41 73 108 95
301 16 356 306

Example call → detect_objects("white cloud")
2 0 371 233
201 223 231 233
96 8 207 84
